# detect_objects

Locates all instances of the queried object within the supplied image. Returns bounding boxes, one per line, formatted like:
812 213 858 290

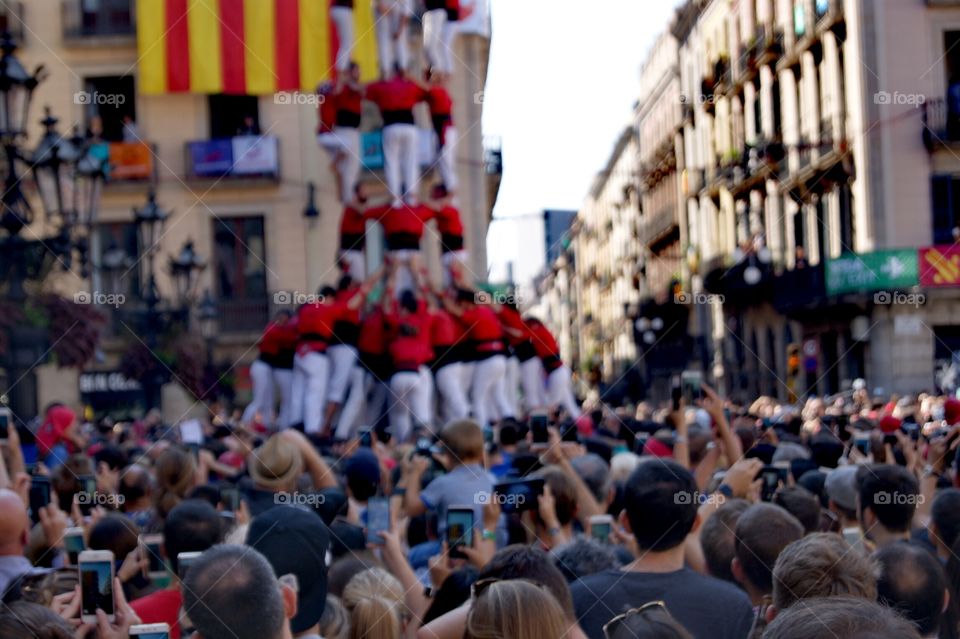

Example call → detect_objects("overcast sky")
482 0 685 277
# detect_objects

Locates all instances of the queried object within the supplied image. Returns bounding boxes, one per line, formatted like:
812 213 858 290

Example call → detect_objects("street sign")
824 250 919 295
919 245 960 287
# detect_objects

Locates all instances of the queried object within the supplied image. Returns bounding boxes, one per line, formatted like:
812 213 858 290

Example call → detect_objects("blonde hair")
465 580 569 639
440 419 484 461
341 568 406 639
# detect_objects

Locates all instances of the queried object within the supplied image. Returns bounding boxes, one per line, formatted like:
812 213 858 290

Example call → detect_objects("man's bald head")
0 489 29 555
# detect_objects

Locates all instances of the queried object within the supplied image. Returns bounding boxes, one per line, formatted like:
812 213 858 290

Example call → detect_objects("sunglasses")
602 600 668 638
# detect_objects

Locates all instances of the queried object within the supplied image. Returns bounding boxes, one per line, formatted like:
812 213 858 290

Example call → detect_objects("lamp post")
197 289 218 368
132 191 169 410
168 240 206 309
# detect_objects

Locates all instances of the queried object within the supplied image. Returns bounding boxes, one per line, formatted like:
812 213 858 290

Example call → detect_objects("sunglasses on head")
602 600 669 638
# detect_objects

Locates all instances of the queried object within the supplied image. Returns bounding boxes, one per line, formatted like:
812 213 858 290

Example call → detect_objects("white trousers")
292 351 330 434
242 360 275 426
364 371 389 426
487 360 516 421
441 17 458 74
375 5 410 77
389 370 428 442
470 354 506 427
520 356 547 413
547 365 581 419
503 356 520 417
438 125 457 191
335 366 367 440
319 126 361 203
382 123 419 205
435 361 469 423
331 6 355 72
422 9 448 73
340 249 366 280
327 344 359 403
440 250 467 288
387 248 419 296
273 367 294 429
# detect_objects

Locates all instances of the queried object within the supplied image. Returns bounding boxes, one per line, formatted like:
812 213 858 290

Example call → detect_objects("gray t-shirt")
420 463 494 533
571 567 755 639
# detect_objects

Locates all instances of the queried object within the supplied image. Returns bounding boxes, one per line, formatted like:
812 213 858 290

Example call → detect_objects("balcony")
62 0 135 44
0 2 25 44
701 76 717 115
93 141 158 187
713 56 733 96
773 262 827 315
184 135 281 184
923 98 960 152
757 27 785 66
703 257 775 307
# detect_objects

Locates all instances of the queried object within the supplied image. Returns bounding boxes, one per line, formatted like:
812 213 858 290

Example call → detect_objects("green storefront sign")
825 250 919 295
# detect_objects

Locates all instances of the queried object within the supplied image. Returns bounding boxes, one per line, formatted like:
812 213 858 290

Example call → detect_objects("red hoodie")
36 406 77 455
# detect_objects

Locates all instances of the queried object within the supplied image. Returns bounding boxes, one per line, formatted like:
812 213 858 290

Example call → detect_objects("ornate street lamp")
0 33 44 141
133 191 169 307
31 107 80 225
168 240 206 306
197 288 218 367
303 181 319 219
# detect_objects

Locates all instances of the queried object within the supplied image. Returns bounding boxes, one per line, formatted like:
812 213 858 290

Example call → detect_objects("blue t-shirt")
420 463 494 533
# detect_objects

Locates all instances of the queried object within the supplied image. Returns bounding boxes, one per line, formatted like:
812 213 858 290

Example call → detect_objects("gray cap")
825 465 859 512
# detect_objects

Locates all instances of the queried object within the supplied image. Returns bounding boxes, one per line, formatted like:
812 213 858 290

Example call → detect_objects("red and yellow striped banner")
137 0 378 95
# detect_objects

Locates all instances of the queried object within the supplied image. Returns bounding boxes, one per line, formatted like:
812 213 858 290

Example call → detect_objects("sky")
482 0 685 280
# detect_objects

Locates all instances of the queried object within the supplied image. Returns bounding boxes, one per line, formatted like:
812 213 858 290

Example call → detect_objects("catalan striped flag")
137 0 378 95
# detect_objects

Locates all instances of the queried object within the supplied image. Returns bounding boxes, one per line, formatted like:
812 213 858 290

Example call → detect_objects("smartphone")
531 415 549 444
415 437 434 458
854 434 870 455
366 496 390 545
177 551 202 581
359 427 373 448
446 506 475 560
78 474 97 515
493 478 545 514
29 476 51 523
560 421 579 442
64 526 85 565
140 534 165 578
79 549 115 623
220 487 241 512
129 623 171 639
760 466 782 502
680 370 703 405
590 514 613 542
0 407 11 430
671 375 682 411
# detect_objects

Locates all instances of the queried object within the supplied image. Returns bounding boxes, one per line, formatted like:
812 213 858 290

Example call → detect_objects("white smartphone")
64 526 85 564
140 533 165 579
79 549 115 623
589 514 614 542
177 551 203 581
129 623 171 639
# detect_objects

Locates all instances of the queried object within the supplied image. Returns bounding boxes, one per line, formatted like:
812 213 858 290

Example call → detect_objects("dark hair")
183 545 286 639
498 420 523 447
699 498 750 583
337 274 355 292
604 604 693 639
328 552 383 598
875 543 948 637
93 445 126 471
536 467 577 526
0 601 74 639
422 567 478 624
319 285 337 299
399 290 418 313
478 545 575 620
772 486 820 534
163 499 223 575
552 537 621 582
186 484 222 508
932 488 960 550
734 503 804 594
622 460 698 551
118 464 153 510
570 454 612 504
762 596 921 639
856 464 919 533
87 514 140 562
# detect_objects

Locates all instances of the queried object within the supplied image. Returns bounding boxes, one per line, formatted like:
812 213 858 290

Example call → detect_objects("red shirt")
358 308 387 356
529 322 562 369
317 84 336 134
497 306 530 348
333 84 363 127
462 305 504 343
365 204 435 249
385 305 433 370
426 85 453 119
340 205 366 249
131 589 184 639
430 309 458 347
365 78 428 118
298 302 340 353
258 321 286 356
334 289 363 327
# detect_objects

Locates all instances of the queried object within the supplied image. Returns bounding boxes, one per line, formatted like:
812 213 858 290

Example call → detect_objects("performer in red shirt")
365 73 428 206
426 287 469 422
422 0 459 76
526 317 581 419
290 287 340 434
272 312 298 428
363 199 434 295
339 181 370 280
425 71 457 192
319 63 364 204
331 0 355 73
374 0 412 79
241 311 294 427
357 305 390 429
426 183 466 287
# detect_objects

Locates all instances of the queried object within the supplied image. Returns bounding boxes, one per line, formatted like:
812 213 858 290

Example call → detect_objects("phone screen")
446 509 474 559
221 487 240 512
591 521 612 542
531 416 548 444
671 376 682 411
359 429 373 448
79 475 97 515
178 553 201 580
366 497 390 544
760 469 780 502
29 477 51 521
65 532 85 564
681 371 703 405
142 537 165 574
560 421 578 442
493 479 544 514
132 632 169 639
80 560 114 616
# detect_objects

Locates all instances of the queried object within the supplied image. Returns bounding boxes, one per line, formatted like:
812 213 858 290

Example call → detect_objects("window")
208 95 260 138
82 75 136 142
96 222 141 300
815 197 827 263
946 32 960 84
838 183 854 252
213 216 267 299
65 0 133 37
932 175 960 244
